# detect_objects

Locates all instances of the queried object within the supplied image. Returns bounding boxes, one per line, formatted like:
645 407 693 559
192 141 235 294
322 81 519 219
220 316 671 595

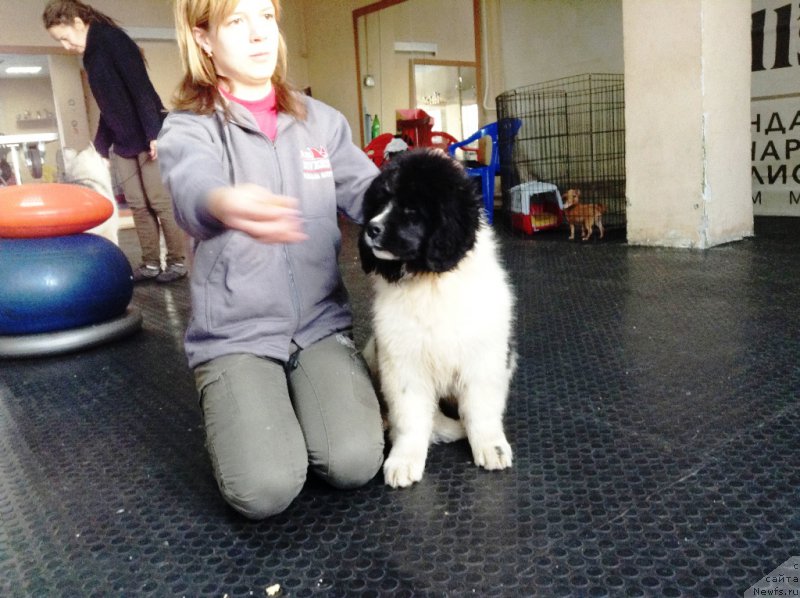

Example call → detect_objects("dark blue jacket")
82 22 166 158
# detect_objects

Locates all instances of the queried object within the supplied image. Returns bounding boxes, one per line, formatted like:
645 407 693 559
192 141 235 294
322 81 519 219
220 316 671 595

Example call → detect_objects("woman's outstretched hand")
207 184 307 244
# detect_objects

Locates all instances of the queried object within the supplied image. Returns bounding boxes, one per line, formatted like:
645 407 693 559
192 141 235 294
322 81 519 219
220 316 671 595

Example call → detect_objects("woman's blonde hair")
172 0 305 118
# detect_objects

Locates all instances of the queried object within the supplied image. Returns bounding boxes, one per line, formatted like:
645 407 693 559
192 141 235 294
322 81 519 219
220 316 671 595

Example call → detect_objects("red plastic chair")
447 118 523 224
429 131 459 151
363 133 395 168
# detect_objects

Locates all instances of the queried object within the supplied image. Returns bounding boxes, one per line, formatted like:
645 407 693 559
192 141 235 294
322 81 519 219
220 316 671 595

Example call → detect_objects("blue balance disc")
0 234 134 335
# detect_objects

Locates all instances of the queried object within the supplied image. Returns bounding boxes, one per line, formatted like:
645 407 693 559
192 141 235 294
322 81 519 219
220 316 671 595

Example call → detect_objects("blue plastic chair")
447 118 523 224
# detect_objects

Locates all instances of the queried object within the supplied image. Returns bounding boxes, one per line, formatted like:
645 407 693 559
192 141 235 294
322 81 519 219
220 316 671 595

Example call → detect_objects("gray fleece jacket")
157 95 379 368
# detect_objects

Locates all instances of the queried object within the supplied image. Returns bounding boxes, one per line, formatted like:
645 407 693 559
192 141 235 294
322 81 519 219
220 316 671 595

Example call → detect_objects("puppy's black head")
359 149 481 282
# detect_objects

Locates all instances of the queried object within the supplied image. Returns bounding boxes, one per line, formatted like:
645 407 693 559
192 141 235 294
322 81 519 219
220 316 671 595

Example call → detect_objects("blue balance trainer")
0 184 142 358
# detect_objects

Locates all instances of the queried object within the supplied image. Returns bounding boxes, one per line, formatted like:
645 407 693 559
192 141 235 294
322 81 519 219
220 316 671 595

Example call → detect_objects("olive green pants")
111 150 185 268
194 333 384 519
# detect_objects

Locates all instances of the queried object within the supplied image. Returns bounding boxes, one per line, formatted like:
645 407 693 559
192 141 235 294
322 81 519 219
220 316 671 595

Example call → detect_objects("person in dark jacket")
43 0 187 282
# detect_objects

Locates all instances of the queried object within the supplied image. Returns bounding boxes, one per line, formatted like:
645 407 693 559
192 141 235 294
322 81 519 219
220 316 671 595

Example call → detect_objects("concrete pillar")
622 0 753 248
48 54 92 152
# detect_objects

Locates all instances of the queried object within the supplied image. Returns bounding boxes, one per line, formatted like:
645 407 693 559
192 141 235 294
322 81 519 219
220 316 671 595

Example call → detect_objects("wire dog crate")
496 73 626 234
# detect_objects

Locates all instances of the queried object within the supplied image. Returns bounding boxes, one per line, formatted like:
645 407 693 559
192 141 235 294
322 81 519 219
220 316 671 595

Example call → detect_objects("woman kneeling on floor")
158 0 384 519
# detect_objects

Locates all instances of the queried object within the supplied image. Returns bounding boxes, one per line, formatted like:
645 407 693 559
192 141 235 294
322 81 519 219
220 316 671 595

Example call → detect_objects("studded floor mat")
1 217 798 597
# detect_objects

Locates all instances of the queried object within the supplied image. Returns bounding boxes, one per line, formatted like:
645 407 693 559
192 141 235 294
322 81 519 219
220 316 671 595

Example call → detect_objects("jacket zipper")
267 137 302 335
223 109 303 340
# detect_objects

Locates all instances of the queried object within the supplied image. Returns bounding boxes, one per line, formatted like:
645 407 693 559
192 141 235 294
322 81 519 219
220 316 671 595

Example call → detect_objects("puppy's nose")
367 221 383 239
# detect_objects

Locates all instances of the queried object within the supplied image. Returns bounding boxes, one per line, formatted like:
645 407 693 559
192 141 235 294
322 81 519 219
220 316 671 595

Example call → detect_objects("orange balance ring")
0 183 114 238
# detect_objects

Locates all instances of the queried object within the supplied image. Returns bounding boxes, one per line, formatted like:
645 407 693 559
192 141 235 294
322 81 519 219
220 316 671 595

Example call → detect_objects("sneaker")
132 264 160 282
157 263 188 283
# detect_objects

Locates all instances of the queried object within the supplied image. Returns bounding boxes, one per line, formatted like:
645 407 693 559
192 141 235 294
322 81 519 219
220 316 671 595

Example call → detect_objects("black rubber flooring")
1 216 798 597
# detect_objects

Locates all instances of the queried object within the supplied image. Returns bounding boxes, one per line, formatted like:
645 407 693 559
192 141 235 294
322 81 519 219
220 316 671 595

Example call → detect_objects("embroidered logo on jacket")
301 146 333 180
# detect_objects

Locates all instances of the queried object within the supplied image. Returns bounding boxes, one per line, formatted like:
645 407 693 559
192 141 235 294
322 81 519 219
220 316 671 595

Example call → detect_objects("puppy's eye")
403 207 419 217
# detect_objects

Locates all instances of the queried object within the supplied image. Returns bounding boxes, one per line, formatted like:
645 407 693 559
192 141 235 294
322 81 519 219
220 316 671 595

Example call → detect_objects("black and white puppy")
359 149 517 488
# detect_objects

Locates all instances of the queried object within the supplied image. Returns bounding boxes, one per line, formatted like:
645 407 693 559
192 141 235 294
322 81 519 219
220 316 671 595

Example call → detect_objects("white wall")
624 0 752 247
493 0 624 103
302 0 388 144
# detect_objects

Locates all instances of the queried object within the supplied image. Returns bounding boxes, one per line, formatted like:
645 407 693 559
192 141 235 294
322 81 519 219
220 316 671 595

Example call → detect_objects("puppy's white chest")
374 277 464 333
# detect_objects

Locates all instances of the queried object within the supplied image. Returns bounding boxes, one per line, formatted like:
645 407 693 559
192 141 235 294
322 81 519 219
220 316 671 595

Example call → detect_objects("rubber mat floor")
1 216 798 597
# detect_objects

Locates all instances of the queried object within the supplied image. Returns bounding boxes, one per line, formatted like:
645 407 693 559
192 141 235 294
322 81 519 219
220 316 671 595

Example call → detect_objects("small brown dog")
562 189 605 241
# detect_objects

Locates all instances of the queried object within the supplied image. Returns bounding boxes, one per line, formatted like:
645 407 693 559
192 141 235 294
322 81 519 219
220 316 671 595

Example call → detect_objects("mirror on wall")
0 52 59 185
411 59 478 143
0 54 54 125
353 0 480 146
0 49 94 186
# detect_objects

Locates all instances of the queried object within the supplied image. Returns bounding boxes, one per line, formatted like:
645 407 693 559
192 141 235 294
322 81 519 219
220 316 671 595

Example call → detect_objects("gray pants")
194 333 385 519
111 150 185 268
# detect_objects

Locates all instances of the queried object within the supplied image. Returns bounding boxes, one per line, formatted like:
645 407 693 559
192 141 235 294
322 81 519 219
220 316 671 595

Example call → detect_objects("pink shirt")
220 87 278 141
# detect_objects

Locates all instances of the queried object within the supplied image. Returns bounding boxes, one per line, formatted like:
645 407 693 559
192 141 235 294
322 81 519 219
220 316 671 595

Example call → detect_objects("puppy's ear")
421 167 480 273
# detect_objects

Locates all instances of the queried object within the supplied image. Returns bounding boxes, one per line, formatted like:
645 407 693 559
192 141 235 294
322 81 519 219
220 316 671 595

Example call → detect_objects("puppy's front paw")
383 449 426 488
472 437 513 471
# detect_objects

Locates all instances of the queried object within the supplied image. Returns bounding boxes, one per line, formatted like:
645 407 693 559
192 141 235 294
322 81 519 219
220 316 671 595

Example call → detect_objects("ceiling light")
394 42 437 55
6 66 42 75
